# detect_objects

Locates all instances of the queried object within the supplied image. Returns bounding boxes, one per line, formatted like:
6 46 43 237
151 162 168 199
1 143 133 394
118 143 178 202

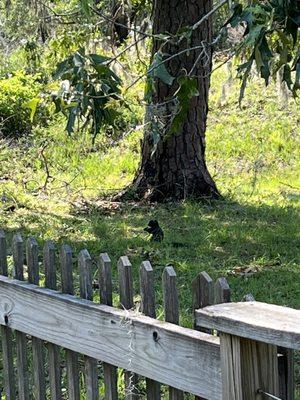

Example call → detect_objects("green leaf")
168 76 199 135
149 52 175 86
89 54 110 65
23 98 40 122
79 0 91 18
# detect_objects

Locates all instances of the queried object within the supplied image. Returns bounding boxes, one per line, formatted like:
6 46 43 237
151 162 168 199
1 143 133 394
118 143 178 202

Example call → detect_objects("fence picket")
192 271 213 331
12 234 30 400
12 233 24 281
0 230 8 276
79 249 99 400
140 261 161 400
27 237 46 400
44 241 62 400
163 266 184 400
192 271 214 400
118 256 139 399
99 253 118 400
214 277 231 304
1 231 16 400
60 244 80 400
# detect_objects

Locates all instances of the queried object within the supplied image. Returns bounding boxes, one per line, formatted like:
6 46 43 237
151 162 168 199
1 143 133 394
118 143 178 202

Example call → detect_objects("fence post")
60 244 80 400
99 253 118 400
79 249 99 400
220 334 279 400
0 231 16 400
140 261 161 400
27 237 46 400
163 266 184 400
44 241 62 400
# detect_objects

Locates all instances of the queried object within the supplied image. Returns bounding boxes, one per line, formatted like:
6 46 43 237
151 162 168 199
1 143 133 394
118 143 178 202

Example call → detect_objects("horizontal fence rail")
0 276 222 399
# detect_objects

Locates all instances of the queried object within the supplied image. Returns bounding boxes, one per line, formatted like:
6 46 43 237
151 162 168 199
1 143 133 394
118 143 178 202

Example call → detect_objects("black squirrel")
144 220 164 242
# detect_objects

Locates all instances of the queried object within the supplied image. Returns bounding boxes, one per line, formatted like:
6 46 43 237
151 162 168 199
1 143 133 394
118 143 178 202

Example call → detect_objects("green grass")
0 66 299 396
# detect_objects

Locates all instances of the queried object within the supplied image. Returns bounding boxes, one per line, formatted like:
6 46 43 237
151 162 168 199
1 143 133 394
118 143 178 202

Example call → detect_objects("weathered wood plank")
214 278 230 305
278 347 294 400
1 325 16 400
192 271 213 332
79 249 99 400
1 231 16 400
163 266 184 400
44 240 57 291
192 271 214 400
140 261 161 400
99 253 118 400
0 276 221 399
44 241 62 400
60 244 80 400
118 256 139 399
12 233 29 400
99 253 113 307
220 334 242 400
220 334 279 400
0 230 8 276
196 302 300 350
1 232 16 399
27 237 46 400
12 233 24 281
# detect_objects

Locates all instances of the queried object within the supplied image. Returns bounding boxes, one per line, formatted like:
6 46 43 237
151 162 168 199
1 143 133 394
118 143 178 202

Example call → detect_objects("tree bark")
128 0 219 201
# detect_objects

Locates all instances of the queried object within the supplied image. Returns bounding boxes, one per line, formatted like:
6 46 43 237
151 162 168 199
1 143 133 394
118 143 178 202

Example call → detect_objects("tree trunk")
129 0 219 201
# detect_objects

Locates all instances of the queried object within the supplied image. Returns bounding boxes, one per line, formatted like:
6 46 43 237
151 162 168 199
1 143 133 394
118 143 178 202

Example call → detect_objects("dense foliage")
0 0 299 139
0 72 49 137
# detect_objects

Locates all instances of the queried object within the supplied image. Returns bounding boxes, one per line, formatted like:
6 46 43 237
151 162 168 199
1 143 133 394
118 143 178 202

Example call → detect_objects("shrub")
0 71 49 138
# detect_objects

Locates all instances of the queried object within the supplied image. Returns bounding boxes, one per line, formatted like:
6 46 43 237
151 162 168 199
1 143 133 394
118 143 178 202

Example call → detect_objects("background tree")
128 0 219 201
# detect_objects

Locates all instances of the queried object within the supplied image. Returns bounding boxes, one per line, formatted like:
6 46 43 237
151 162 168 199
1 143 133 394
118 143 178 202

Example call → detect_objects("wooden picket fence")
0 230 298 400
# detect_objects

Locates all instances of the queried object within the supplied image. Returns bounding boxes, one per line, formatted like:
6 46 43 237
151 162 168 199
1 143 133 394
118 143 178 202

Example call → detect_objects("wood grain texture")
99 253 113 307
12 233 29 400
140 261 161 400
163 266 184 400
192 271 214 400
15 331 29 400
1 325 16 400
214 278 230 305
26 237 46 400
240 338 279 399
220 334 242 400
192 271 213 333
60 245 80 400
0 230 8 276
278 347 294 400
99 253 118 400
79 249 99 400
12 233 24 280
44 241 62 400
118 256 139 399
0 276 221 399
196 301 300 350
0 231 16 400
220 334 279 400
44 241 57 291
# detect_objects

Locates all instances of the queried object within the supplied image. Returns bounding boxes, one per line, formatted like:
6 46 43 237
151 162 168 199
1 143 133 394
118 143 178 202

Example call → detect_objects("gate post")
195 301 299 400
220 333 278 400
